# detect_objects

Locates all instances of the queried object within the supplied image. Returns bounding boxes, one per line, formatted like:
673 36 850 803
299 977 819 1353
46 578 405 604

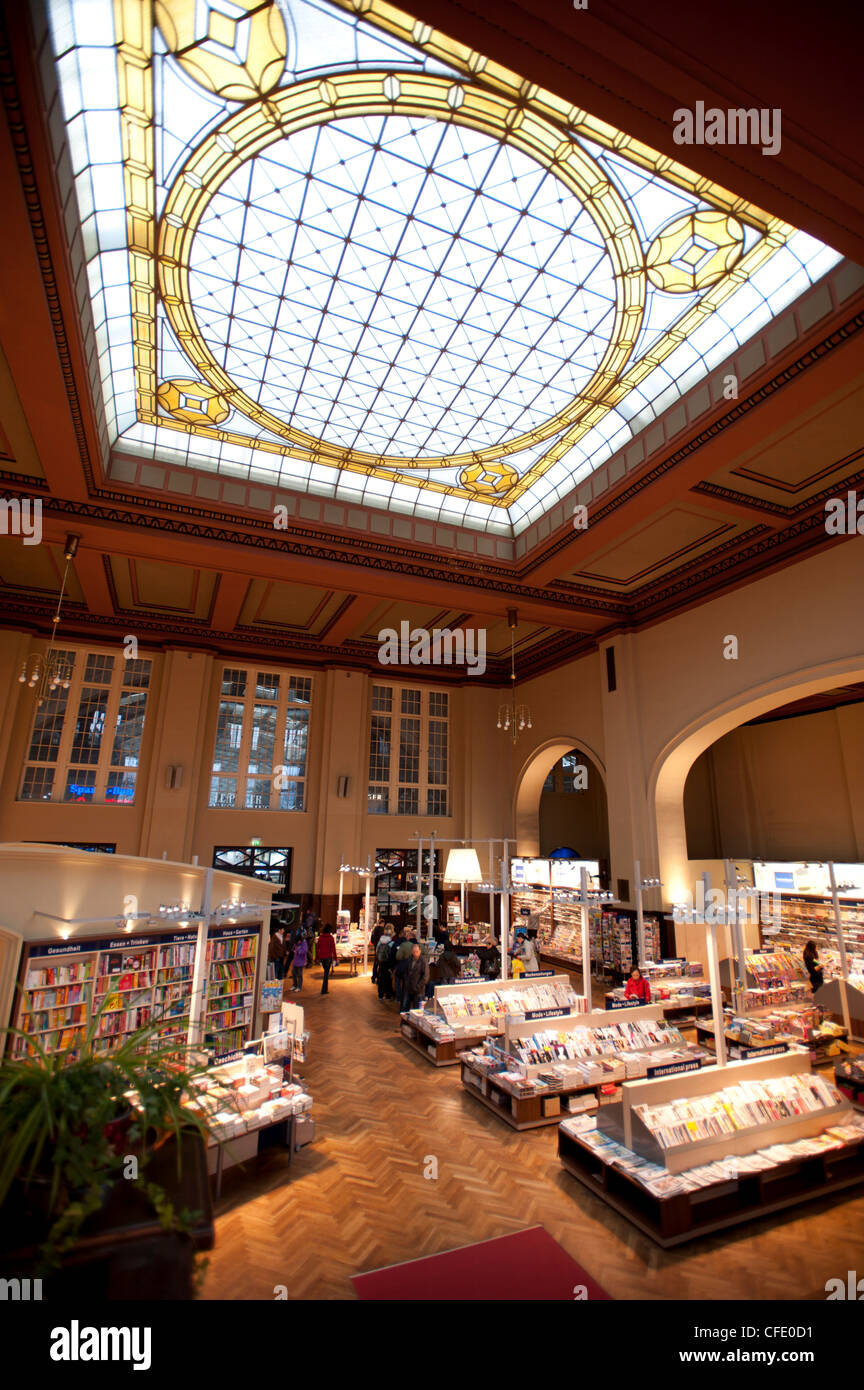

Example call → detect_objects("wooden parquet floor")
201 968 864 1301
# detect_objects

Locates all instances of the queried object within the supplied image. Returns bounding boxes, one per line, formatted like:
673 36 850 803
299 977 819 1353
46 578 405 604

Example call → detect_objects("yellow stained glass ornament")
459 461 519 496
646 210 745 293
157 378 232 426
155 0 288 102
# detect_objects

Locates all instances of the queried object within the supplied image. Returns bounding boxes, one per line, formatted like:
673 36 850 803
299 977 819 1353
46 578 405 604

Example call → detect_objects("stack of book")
509 1016 685 1066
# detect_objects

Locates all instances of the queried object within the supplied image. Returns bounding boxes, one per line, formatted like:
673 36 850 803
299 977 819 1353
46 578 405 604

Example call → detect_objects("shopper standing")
403 944 429 1011
376 926 394 999
316 922 337 995
370 921 385 984
290 936 309 992
267 923 287 980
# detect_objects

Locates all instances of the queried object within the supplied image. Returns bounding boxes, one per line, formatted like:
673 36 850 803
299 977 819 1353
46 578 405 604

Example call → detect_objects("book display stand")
558 1050 864 1246
459 1004 709 1130
604 959 712 1022
399 973 583 1066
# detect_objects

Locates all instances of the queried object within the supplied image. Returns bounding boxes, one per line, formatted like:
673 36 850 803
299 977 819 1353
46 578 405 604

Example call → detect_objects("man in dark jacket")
403 944 429 1011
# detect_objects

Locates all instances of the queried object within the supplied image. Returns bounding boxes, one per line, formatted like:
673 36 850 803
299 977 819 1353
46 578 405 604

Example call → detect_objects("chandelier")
18 534 79 705
497 608 532 742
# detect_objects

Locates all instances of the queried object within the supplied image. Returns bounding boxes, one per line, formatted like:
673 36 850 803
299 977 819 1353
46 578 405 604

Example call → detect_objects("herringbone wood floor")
201 967 864 1300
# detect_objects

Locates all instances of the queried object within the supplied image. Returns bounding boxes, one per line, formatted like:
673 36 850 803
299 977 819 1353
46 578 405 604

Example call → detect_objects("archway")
650 658 864 904
514 736 608 856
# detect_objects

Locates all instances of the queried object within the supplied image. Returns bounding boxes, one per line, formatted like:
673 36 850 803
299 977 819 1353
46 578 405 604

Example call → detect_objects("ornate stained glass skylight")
47 0 841 533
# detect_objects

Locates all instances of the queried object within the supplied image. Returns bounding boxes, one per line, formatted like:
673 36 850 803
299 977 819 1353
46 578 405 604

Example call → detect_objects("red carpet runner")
352 1225 612 1300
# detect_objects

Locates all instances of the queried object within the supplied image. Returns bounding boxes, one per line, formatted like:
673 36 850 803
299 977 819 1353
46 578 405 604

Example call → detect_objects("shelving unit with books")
399 973 583 1066
557 1050 864 1245
92 945 156 1053
152 939 197 1045
13 950 96 1057
458 1004 710 1130
203 926 260 1059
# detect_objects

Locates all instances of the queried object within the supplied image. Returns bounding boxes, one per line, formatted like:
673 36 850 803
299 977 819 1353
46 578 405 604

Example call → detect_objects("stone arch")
649 656 864 904
513 736 607 855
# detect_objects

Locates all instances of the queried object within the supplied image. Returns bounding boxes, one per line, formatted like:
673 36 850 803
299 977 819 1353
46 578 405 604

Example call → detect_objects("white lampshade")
443 847 483 885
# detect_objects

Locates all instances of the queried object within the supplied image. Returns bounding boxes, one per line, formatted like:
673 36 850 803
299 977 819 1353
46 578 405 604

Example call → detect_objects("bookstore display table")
335 951 363 977
695 1019 848 1063
604 992 712 1022
558 1121 864 1247
459 1052 603 1129
400 1012 493 1066
557 1052 864 1245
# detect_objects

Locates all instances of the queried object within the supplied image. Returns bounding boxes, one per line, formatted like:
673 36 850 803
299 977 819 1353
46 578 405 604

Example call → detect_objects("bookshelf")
10 923 264 1063
204 926 259 1057
558 1051 864 1245
15 952 96 1057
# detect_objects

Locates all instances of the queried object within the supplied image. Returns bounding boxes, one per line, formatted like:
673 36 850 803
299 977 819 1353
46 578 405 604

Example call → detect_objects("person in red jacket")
316 923 338 995
624 966 651 1004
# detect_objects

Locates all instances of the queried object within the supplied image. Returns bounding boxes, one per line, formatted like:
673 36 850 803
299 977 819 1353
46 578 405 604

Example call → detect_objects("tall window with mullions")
19 650 152 805
367 684 449 815
209 667 311 810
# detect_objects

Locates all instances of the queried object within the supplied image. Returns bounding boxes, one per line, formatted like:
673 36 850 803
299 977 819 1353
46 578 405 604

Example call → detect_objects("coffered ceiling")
0 0 861 684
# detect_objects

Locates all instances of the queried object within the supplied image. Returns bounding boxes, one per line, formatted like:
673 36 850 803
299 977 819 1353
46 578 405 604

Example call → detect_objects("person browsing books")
624 967 651 1004
803 941 824 992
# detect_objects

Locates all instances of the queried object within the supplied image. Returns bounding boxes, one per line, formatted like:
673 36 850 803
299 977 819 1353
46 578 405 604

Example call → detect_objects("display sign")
29 928 201 958
550 859 600 889
521 970 555 978
646 1058 702 1080
751 861 864 899
523 1006 571 1021
510 857 600 889
605 997 642 1010
732 1042 789 1060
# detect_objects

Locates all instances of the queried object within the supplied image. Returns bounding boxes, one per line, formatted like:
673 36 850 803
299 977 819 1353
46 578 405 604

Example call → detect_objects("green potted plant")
0 1001 224 1292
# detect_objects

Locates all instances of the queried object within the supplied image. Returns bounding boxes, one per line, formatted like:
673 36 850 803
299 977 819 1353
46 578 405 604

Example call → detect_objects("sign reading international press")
646 1059 702 1080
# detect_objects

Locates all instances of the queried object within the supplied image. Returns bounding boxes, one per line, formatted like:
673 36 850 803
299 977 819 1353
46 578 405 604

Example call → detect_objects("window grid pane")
401 689 421 715
427 787 448 815
111 689 147 767
288 676 311 704
221 668 246 698
397 786 419 815
367 785 389 814
427 718 448 786
122 658 151 688
398 717 420 784
20 766 55 801
106 770 136 803
213 700 244 772
64 768 97 802
248 703 277 775
429 691 448 717
368 714 391 782
27 687 72 763
210 775 236 808
371 686 392 712
84 653 115 684
69 687 109 765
